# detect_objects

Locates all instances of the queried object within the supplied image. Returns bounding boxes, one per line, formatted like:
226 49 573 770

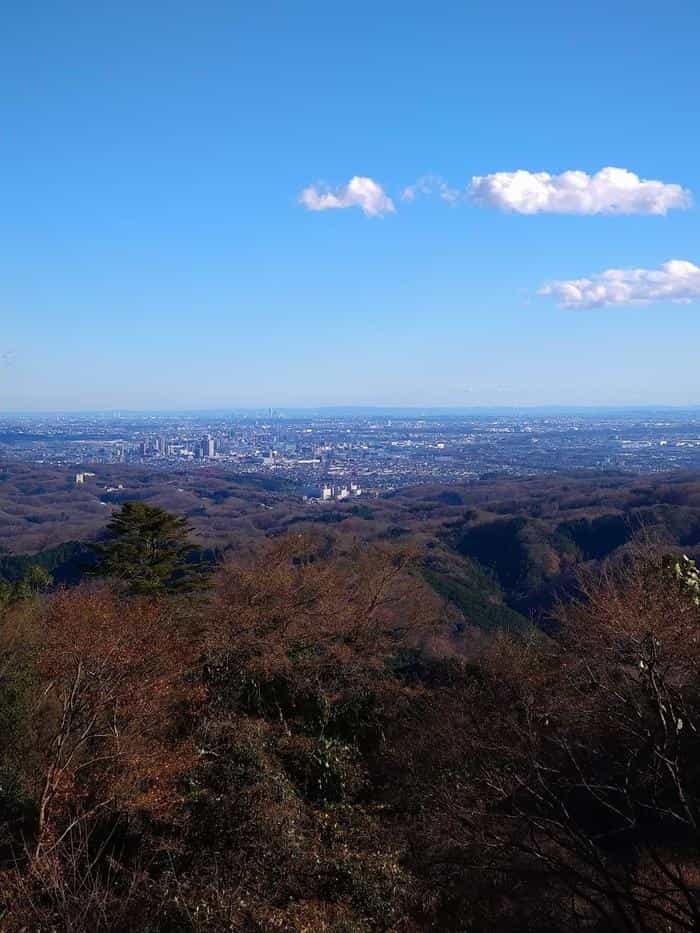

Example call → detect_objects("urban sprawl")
3 410 700 496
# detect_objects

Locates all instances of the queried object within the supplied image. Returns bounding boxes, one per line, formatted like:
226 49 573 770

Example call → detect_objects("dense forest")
5 463 700 631
3 471 700 929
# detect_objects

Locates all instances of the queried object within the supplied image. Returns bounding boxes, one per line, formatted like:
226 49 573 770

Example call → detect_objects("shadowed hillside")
5 464 700 635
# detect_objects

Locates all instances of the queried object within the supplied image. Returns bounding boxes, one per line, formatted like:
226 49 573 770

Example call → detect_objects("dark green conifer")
93 501 206 594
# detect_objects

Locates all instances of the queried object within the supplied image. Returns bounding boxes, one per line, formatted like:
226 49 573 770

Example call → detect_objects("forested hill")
4 481 700 929
4 462 700 633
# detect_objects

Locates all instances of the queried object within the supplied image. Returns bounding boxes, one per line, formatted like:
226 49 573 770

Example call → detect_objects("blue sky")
2 0 699 410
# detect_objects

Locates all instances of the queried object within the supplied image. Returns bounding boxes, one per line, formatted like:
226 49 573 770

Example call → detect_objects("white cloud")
299 176 395 217
401 175 461 204
468 167 691 215
539 259 700 309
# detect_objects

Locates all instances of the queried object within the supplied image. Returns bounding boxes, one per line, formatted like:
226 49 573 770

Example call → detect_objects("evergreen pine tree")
93 501 206 594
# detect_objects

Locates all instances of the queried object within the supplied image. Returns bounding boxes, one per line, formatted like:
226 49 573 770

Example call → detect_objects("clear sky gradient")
2 0 699 410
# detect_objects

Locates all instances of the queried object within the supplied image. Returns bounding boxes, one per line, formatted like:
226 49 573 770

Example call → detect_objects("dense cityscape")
3 409 700 495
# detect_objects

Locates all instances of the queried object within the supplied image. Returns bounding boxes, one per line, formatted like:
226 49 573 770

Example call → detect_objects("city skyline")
5 408 700 488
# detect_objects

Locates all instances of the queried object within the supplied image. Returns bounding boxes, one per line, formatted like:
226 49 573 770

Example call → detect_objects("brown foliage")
208 534 443 696
32 586 199 849
6 530 700 931
177 537 447 929
0 584 201 930
398 553 700 931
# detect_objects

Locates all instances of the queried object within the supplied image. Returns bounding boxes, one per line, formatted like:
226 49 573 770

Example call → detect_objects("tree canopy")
93 501 205 594
5 527 700 930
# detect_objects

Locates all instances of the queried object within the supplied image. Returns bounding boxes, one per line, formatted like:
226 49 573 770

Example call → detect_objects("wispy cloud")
401 174 461 204
299 176 395 217
0 350 16 367
469 167 691 215
539 260 700 309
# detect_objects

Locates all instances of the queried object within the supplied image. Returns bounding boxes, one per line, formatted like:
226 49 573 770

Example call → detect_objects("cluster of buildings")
307 482 362 502
136 435 219 461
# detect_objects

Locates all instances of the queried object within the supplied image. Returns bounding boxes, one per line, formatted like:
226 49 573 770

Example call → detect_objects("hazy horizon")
5 404 700 418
